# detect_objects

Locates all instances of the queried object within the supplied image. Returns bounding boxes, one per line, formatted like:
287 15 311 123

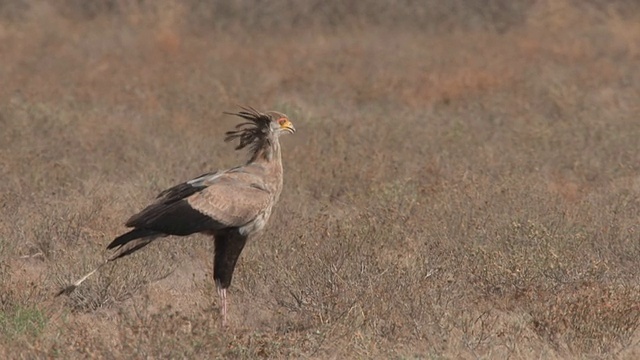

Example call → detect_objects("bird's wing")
186 173 271 228
154 170 225 204
125 169 270 234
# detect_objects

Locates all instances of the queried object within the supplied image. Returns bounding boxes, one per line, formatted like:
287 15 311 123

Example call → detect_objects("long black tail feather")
107 228 158 249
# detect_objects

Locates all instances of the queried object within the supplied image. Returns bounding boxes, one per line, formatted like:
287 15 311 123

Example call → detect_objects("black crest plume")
224 106 272 155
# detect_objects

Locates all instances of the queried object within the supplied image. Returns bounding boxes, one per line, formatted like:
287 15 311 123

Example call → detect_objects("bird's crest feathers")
224 106 272 151
224 106 293 161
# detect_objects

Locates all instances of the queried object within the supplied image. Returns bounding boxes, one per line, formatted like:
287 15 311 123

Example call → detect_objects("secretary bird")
57 106 295 326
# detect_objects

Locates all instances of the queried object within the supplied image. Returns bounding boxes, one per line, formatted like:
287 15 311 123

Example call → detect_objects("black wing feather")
124 173 227 235
155 173 215 203
126 199 225 235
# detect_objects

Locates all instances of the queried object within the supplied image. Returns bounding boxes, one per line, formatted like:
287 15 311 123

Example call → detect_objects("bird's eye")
277 118 288 126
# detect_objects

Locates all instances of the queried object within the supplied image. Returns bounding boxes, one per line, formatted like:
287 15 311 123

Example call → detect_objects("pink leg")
217 284 228 327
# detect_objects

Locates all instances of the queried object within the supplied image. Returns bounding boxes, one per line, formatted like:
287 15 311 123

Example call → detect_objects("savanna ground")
1 0 640 358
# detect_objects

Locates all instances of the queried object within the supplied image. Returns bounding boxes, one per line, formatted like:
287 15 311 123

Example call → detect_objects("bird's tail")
106 228 163 261
55 229 162 297
107 228 158 250
55 260 109 296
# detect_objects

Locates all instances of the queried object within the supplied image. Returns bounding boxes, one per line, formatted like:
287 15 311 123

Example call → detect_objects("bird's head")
266 111 296 135
224 106 295 151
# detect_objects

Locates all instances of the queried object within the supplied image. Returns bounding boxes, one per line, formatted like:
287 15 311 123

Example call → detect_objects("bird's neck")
249 137 283 202
248 136 284 200
249 135 281 165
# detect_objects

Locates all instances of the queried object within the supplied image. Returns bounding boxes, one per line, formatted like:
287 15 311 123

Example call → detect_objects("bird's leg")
216 282 228 327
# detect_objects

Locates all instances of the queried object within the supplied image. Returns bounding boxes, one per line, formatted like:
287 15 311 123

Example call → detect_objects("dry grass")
1 0 640 358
